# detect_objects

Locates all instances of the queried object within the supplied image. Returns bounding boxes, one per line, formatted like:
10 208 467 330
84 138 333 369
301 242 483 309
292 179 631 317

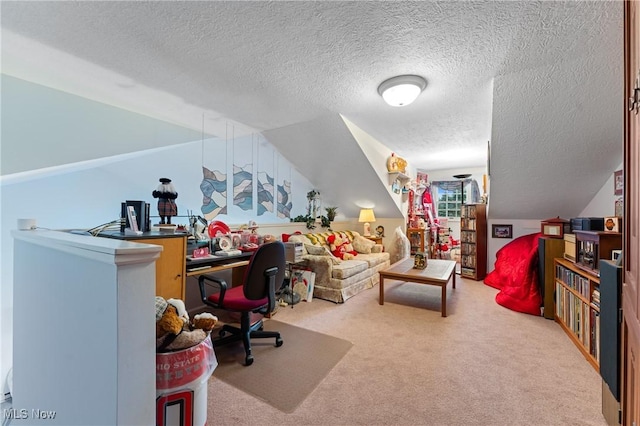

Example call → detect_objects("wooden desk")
379 258 456 317
185 252 252 285
101 231 253 298
100 231 187 300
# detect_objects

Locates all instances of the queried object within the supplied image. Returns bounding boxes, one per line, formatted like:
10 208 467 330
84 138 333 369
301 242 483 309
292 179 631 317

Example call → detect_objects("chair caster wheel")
245 355 254 366
275 337 283 347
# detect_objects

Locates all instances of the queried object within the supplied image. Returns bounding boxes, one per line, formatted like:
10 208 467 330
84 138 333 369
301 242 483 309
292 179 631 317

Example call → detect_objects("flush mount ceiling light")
377 75 427 107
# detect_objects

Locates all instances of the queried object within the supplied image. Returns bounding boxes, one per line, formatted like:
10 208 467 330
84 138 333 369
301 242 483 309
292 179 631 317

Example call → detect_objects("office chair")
198 241 285 366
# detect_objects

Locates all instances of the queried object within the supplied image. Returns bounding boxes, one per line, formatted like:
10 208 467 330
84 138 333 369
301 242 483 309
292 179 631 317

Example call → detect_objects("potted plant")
325 206 338 222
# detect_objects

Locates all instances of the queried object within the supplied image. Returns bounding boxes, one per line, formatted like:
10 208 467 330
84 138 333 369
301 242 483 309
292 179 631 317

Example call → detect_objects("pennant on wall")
200 166 227 219
257 138 274 215
233 136 253 210
277 180 292 219
257 172 274 215
276 153 292 218
233 164 252 210
200 134 228 220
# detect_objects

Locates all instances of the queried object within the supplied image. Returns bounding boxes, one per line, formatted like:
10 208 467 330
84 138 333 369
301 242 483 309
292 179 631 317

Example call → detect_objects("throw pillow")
304 244 342 264
352 235 376 254
305 244 327 255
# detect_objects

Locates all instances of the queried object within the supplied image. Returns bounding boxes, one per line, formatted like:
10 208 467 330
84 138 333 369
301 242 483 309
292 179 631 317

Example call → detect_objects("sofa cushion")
352 235 376 253
331 259 369 280
355 252 390 268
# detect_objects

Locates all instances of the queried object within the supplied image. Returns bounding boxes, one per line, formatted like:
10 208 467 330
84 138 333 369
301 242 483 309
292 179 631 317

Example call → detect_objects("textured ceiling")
1 1 624 219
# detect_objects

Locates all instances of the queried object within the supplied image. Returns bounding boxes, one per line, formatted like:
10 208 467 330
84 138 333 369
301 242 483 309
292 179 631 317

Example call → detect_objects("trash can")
156 336 217 426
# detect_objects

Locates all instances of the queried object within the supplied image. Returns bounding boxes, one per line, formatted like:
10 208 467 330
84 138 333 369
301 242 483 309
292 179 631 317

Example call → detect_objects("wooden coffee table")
379 258 457 317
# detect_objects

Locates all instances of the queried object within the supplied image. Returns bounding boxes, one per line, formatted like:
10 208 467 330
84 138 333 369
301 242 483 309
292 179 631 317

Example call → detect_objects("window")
430 179 481 219
434 182 464 218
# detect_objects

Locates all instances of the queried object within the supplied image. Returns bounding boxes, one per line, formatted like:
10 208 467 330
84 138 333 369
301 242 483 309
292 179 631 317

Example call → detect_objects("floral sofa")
287 230 391 303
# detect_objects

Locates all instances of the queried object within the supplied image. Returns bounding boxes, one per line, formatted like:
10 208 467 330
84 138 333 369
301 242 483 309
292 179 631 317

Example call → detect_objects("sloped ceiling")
0 1 624 219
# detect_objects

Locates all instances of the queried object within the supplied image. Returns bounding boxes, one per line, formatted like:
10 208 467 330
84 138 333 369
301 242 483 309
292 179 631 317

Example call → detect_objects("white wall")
0 78 317 401
422 165 622 273
486 162 624 270
580 162 624 217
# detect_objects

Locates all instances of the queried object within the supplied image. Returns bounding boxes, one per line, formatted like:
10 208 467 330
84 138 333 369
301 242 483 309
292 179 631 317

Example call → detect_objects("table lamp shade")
358 209 376 236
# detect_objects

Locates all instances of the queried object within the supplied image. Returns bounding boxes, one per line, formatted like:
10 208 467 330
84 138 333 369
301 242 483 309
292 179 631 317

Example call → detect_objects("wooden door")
623 1 640 424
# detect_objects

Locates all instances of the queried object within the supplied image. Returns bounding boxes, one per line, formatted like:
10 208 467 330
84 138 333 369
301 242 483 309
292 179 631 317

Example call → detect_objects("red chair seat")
207 286 268 311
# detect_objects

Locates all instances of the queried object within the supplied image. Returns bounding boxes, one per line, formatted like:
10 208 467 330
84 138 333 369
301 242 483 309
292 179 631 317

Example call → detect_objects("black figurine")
152 178 178 224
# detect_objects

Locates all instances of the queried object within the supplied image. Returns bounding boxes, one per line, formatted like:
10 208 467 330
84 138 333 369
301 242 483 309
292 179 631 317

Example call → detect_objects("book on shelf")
125 206 143 235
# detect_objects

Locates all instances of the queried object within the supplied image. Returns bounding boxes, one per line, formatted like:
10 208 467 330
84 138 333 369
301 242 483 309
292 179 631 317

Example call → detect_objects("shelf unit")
554 257 600 372
538 236 566 320
459 203 487 280
407 228 425 255
388 171 410 186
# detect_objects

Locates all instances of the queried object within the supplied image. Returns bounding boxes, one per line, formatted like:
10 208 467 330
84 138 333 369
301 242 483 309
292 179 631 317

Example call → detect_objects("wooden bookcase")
407 228 425 255
459 203 487 280
554 257 600 372
538 236 566 320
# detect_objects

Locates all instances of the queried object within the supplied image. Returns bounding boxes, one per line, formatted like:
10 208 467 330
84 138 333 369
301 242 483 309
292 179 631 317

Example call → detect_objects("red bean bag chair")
484 232 542 316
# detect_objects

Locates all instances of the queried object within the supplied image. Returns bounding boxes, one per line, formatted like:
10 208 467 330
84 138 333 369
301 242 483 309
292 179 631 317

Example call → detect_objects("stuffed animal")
192 313 217 332
156 303 184 338
327 233 357 260
340 233 356 254
167 298 189 324
155 296 218 352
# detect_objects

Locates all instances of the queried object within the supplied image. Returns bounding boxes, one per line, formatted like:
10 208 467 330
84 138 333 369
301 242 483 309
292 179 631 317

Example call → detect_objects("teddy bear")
327 233 357 260
155 296 218 352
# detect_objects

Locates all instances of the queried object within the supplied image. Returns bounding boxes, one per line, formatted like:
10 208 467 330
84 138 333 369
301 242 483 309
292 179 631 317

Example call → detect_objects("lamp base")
363 222 371 236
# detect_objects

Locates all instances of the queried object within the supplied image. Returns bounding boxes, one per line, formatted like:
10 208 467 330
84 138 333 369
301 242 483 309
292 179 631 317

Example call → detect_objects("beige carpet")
210 320 353 413
206 276 608 425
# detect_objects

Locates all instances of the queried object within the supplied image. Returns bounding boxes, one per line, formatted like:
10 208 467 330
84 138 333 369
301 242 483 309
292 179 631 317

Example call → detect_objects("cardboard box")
284 241 303 263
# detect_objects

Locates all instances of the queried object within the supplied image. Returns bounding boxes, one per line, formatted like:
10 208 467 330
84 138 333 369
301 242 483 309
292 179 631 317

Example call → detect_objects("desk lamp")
359 208 376 236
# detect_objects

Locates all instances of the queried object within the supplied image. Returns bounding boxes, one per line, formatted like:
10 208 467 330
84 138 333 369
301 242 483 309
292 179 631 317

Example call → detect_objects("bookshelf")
459 203 487 280
554 257 600 372
538 236 565 320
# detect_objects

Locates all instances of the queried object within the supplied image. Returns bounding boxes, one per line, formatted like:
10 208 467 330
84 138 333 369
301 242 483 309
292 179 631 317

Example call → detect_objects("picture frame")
615 197 624 217
492 224 513 239
291 267 315 302
604 216 622 233
614 169 623 195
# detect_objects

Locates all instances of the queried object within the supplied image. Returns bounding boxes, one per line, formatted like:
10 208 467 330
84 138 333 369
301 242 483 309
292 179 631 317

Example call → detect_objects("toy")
167 298 189 324
152 178 178 225
155 296 218 352
340 233 356 253
192 313 217 332
386 153 408 174
156 302 183 338
327 233 357 260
